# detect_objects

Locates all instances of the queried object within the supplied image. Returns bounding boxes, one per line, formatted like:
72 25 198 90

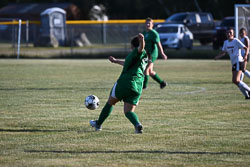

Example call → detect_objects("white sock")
238 81 250 92
240 72 245 81
238 85 249 97
244 70 250 78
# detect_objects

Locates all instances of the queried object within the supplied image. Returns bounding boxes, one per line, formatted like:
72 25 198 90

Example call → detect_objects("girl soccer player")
215 28 250 99
239 27 250 81
90 33 148 133
142 17 168 89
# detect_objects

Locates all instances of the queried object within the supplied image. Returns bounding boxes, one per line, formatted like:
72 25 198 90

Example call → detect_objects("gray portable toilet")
40 7 66 46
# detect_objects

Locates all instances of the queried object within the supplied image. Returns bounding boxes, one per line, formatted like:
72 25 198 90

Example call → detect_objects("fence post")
12 19 16 49
70 26 74 56
17 19 22 59
26 20 29 47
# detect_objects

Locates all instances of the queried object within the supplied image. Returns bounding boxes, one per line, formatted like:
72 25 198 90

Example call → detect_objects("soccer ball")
84 95 100 110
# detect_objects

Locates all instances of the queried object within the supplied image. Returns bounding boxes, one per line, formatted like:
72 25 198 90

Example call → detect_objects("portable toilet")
40 7 66 46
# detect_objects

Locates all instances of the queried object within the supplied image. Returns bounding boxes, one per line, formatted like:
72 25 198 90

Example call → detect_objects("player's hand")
244 56 248 62
138 33 144 40
109 56 116 63
214 55 220 60
215 52 226 60
162 53 167 60
214 53 222 60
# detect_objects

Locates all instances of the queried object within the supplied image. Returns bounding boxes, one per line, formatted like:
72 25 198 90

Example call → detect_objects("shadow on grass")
25 149 250 156
0 128 95 133
0 128 70 133
0 87 108 91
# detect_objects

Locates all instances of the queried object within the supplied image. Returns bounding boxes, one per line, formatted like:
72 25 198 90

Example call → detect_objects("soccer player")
215 28 250 99
90 33 148 133
142 17 168 89
239 27 250 81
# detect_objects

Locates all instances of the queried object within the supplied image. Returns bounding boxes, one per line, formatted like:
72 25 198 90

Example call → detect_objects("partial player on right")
215 28 250 99
239 27 250 81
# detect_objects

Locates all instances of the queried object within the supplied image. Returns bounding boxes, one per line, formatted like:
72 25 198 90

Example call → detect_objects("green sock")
97 103 113 126
143 75 149 88
125 111 140 127
152 73 163 84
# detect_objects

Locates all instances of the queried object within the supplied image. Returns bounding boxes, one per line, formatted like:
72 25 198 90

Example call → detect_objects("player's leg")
143 62 151 89
234 71 248 97
244 69 250 78
90 96 118 131
149 63 167 89
240 70 245 81
90 83 119 131
124 103 143 133
233 64 250 98
243 62 250 78
243 57 250 78
97 96 118 124
123 91 143 133
124 103 138 126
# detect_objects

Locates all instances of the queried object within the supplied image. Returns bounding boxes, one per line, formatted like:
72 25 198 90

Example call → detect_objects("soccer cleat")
160 81 167 89
135 123 143 134
90 120 102 131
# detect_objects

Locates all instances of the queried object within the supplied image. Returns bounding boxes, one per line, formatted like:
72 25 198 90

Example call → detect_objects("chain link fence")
0 20 164 58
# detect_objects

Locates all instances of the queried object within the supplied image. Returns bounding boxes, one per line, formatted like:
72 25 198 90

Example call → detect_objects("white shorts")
111 82 117 99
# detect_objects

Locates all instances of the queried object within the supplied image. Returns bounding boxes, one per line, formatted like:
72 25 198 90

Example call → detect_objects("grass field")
0 59 250 167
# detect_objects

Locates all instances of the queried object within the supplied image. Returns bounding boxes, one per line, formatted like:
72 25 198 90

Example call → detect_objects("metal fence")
0 19 164 58
0 20 40 47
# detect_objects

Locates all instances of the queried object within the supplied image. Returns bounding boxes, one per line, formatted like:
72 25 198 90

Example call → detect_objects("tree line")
0 0 250 20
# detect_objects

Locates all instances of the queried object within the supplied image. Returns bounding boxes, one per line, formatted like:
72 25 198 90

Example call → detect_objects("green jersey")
143 29 160 62
113 48 148 104
121 48 148 78
117 48 148 93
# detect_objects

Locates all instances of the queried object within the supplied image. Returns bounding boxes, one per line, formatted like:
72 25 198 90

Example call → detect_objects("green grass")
0 59 250 167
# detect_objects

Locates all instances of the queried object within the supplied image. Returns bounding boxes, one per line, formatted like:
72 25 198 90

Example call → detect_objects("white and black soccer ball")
84 95 100 110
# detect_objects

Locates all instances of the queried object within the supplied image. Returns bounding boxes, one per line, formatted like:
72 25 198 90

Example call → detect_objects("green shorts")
110 82 141 105
151 55 158 63
148 51 158 63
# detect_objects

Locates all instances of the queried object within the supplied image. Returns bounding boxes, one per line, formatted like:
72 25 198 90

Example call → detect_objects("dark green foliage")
0 0 250 19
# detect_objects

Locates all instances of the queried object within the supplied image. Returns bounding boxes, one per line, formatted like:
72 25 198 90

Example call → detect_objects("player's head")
226 28 234 40
239 27 247 38
131 36 139 49
145 17 153 30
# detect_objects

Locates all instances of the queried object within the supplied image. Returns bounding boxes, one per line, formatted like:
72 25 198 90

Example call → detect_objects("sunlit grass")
0 59 249 167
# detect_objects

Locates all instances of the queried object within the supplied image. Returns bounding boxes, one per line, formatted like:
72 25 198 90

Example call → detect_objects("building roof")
0 3 81 20
41 7 66 16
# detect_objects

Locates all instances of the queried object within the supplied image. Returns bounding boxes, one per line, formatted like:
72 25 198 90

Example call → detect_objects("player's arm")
215 41 227 60
138 33 145 54
244 37 249 48
243 46 249 61
243 38 249 61
157 42 167 60
109 56 124 66
214 51 226 60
